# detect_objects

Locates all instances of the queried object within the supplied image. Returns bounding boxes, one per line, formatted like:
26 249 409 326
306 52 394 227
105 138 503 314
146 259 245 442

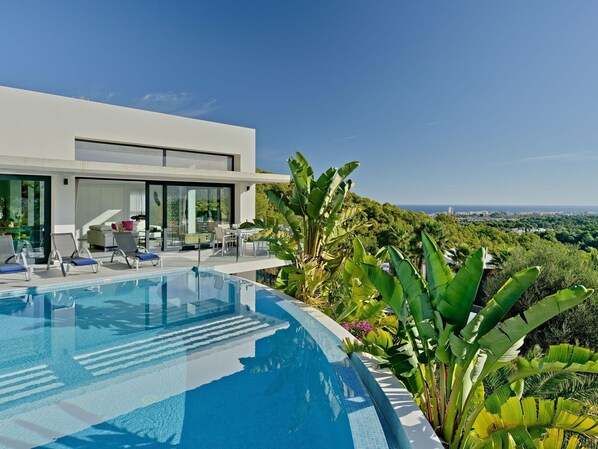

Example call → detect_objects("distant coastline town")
395 203 598 250
399 204 598 217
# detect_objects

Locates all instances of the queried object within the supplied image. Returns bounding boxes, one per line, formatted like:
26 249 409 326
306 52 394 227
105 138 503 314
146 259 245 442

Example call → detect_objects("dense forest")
481 214 598 253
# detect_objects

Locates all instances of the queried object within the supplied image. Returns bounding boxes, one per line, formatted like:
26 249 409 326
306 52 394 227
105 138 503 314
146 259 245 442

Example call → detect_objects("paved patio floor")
0 247 286 293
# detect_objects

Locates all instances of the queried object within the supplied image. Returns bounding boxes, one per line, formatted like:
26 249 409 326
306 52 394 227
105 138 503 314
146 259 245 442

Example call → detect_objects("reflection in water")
0 271 359 449
240 325 344 433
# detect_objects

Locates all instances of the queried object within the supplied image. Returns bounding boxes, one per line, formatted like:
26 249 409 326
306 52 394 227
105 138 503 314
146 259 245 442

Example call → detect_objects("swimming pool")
0 269 398 449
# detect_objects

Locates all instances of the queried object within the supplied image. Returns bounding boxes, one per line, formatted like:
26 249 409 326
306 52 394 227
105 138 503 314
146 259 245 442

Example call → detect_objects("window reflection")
166 185 232 249
0 175 49 262
75 140 233 171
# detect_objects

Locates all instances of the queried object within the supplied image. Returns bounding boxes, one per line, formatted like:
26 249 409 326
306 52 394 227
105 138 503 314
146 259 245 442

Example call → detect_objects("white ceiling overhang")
0 156 290 184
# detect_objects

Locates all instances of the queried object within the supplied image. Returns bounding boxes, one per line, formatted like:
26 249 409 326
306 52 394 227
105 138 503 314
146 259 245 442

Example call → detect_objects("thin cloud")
138 92 220 117
515 152 584 163
177 99 221 117
140 91 189 105
333 134 362 142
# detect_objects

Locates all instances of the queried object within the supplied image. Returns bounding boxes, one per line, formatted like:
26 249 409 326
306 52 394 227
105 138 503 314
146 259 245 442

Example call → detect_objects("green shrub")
482 240 598 351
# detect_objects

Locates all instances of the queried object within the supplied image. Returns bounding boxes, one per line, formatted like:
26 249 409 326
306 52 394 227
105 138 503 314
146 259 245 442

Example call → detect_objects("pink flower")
342 320 377 339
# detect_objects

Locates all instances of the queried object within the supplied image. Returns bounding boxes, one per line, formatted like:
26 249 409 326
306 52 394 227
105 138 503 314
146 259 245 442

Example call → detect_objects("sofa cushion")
122 220 135 231
89 225 112 231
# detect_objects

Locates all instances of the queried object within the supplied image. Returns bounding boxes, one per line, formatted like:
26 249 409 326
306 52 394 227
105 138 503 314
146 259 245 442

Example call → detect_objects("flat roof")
0 85 255 132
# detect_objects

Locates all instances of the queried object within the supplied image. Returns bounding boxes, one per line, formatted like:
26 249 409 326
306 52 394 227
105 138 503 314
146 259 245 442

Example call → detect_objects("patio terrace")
0 248 287 293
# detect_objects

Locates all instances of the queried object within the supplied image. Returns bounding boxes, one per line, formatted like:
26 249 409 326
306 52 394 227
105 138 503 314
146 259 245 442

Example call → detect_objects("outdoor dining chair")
213 226 236 255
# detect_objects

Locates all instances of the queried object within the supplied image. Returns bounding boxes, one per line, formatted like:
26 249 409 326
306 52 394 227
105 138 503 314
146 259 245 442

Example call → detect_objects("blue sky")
1 1 598 205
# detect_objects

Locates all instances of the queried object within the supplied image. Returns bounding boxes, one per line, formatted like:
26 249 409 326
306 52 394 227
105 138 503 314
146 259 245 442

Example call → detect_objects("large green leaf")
353 237 366 263
306 167 338 219
287 153 312 216
359 300 387 321
275 265 303 297
437 324 457 364
388 246 437 341
342 337 387 357
483 383 518 414
447 267 541 371
266 190 302 240
509 344 598 382
288 152 313 191
335 302 358 322
325 206 362 247
340 246 385 323
472 397 598 448
422 231 453 304
360 264 404 316
337 160 360 179
385 340 423 381
477 286 594 378
326 182 350 222
306 161 359 220
460 267 540 344
437 247 485 330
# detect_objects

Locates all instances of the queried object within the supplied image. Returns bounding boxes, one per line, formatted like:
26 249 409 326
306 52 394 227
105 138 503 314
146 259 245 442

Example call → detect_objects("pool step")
0 365 63 406
144 297 234 324
75 314 273 377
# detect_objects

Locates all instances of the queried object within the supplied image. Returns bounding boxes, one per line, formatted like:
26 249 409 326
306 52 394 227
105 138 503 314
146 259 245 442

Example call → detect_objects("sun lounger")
110 232 162 270
0 235 32 281
47 233 99 277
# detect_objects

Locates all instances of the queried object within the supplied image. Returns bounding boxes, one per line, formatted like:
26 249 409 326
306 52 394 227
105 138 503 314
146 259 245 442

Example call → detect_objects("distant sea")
398 205 598 215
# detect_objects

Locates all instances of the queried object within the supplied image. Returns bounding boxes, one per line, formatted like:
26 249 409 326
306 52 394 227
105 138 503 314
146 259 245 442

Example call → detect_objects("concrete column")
237 183 256 224
52 174 76 235
187 189 196 234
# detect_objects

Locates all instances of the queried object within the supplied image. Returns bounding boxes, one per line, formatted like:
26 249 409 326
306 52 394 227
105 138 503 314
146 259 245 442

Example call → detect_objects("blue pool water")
0 269 395 449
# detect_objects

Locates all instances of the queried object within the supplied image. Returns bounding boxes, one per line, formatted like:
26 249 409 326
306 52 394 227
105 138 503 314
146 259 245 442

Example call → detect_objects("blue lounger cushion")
71 258 98 266
0 264 27 273
136 253 159 261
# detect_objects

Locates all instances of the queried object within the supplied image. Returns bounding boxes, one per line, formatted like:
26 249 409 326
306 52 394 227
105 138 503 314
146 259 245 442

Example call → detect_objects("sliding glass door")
0 175 51 263
146 183 233 251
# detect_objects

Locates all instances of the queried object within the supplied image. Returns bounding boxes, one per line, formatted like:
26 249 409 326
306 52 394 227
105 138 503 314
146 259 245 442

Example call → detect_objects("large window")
75 140 234 171
165 150 233 171
164 185 232 249
0 175 50 262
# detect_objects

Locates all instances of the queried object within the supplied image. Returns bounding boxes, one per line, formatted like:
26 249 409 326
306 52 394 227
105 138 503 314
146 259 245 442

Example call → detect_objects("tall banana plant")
343 232 597 449
262 152 363 303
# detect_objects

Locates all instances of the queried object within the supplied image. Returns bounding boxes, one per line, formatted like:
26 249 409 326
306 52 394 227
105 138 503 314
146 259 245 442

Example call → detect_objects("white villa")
0 86 288 263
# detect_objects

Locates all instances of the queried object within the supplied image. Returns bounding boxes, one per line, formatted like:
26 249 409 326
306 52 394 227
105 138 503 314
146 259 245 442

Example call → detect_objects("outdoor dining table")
224 227 261 261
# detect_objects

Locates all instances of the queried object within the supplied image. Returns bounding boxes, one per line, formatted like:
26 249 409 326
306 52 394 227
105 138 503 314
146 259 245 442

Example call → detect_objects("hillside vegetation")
256 157 598 449
255 173 598 351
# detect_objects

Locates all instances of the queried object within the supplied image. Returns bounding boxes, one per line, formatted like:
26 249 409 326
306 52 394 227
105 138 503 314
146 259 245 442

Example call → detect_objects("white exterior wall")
0 87 255 167
0 86 269 235
53 175 77 235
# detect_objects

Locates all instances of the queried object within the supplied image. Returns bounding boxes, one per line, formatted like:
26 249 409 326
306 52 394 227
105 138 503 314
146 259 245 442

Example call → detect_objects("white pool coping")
261 287 444 449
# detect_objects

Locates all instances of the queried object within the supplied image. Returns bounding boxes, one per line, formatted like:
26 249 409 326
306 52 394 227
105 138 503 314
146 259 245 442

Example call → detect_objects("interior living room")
76 179 145 250
76 178 234 253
